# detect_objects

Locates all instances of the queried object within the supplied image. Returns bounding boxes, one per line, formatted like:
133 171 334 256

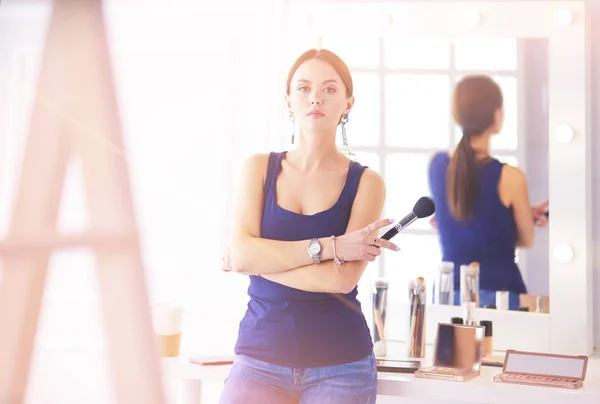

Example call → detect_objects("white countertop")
162 342 600 404
377 365 600 403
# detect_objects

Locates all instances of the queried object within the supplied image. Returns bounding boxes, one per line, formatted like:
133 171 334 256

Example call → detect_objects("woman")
428 75 548 310
219 49 399 404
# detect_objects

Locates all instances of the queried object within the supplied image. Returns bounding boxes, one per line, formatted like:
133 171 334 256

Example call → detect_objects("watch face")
309 242 321 254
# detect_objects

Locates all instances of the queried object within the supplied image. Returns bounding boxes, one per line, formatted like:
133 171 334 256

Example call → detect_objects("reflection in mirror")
320 36 549 318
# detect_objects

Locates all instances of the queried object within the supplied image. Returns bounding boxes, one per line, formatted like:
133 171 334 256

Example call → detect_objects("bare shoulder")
501 163 526 186
499 163 527 207
241 153 270 180
357 168 386 197
361 167 385 185
243 153 270 170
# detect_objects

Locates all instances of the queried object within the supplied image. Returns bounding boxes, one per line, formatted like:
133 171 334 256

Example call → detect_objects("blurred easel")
0 1 166 403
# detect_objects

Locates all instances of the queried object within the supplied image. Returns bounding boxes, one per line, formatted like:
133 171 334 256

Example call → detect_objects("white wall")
588 0 600 350
0 1 284 403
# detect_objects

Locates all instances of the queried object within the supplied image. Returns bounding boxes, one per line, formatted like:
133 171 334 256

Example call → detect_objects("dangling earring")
340 114 349 146
289 110 295 144
339 113 355 161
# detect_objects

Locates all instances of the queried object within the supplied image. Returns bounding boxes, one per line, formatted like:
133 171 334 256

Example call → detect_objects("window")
385 74 451 148
315 36 523 306
350 73 381 147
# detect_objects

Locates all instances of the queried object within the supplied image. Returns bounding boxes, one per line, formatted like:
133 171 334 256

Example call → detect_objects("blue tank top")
234 151 373 368
428 152 527 294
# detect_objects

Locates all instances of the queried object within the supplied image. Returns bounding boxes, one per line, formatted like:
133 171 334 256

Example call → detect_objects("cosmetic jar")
450 317 464 325
480 320 493 357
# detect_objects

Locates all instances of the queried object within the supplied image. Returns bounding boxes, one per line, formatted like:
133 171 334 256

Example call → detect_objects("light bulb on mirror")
555 8 574 26
463 10 482 29
388 13 395 27
555 124 574 143
553 244 573 264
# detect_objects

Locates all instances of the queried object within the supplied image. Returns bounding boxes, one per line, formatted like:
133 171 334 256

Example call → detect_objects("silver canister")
372 278 389 357
408 277 426 358
536 295 549 313
460 262 480 307
496 290 510 310
434 261 454 305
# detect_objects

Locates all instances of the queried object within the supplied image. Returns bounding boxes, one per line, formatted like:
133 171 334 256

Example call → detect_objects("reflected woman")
428 75 548 310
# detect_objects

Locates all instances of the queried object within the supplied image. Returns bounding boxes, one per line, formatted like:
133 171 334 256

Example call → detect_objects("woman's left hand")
429 215 437 230
532 200 549 227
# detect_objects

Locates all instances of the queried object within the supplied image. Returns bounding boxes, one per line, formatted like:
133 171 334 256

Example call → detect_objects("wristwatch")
307 238 322 264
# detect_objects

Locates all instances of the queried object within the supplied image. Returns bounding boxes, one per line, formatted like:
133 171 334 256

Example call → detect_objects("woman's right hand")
333 218 400 262
532 200 549 227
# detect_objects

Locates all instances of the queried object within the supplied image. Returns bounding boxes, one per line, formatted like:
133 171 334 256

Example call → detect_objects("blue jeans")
219 352 377 404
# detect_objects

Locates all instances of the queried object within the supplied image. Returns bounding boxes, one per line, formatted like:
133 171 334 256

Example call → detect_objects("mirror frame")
286 0 592 355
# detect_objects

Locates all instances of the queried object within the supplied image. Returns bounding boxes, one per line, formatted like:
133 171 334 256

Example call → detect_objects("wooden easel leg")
0 135 70 402
0 3 74 402
62 2 166 403
0 1 166 403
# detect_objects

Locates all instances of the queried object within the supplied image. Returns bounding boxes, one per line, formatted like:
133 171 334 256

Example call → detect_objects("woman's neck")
469 132 492 160
289 130 343 172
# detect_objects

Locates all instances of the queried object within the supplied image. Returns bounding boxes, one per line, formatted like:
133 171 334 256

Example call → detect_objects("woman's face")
286 59 354 136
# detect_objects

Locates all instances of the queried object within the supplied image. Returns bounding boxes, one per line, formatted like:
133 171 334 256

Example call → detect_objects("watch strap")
308 238 321 264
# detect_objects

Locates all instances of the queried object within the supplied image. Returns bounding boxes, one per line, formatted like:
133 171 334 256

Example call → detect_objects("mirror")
314 36 550 315
288 0 591 355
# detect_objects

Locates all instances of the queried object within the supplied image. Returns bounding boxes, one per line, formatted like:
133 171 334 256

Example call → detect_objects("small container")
408 277 427 358
434 261 454 305
451 317 464 325
480 320 493 357
536 295 549 313
460 262 480 307
152 303 183 357
462 301 477 325
372 279 389 356
496 291 510 310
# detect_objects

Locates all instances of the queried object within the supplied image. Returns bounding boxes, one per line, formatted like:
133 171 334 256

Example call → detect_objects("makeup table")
162 343 600 404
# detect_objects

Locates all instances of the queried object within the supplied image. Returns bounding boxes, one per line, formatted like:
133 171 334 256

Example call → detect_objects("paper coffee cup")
153 303 183 357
